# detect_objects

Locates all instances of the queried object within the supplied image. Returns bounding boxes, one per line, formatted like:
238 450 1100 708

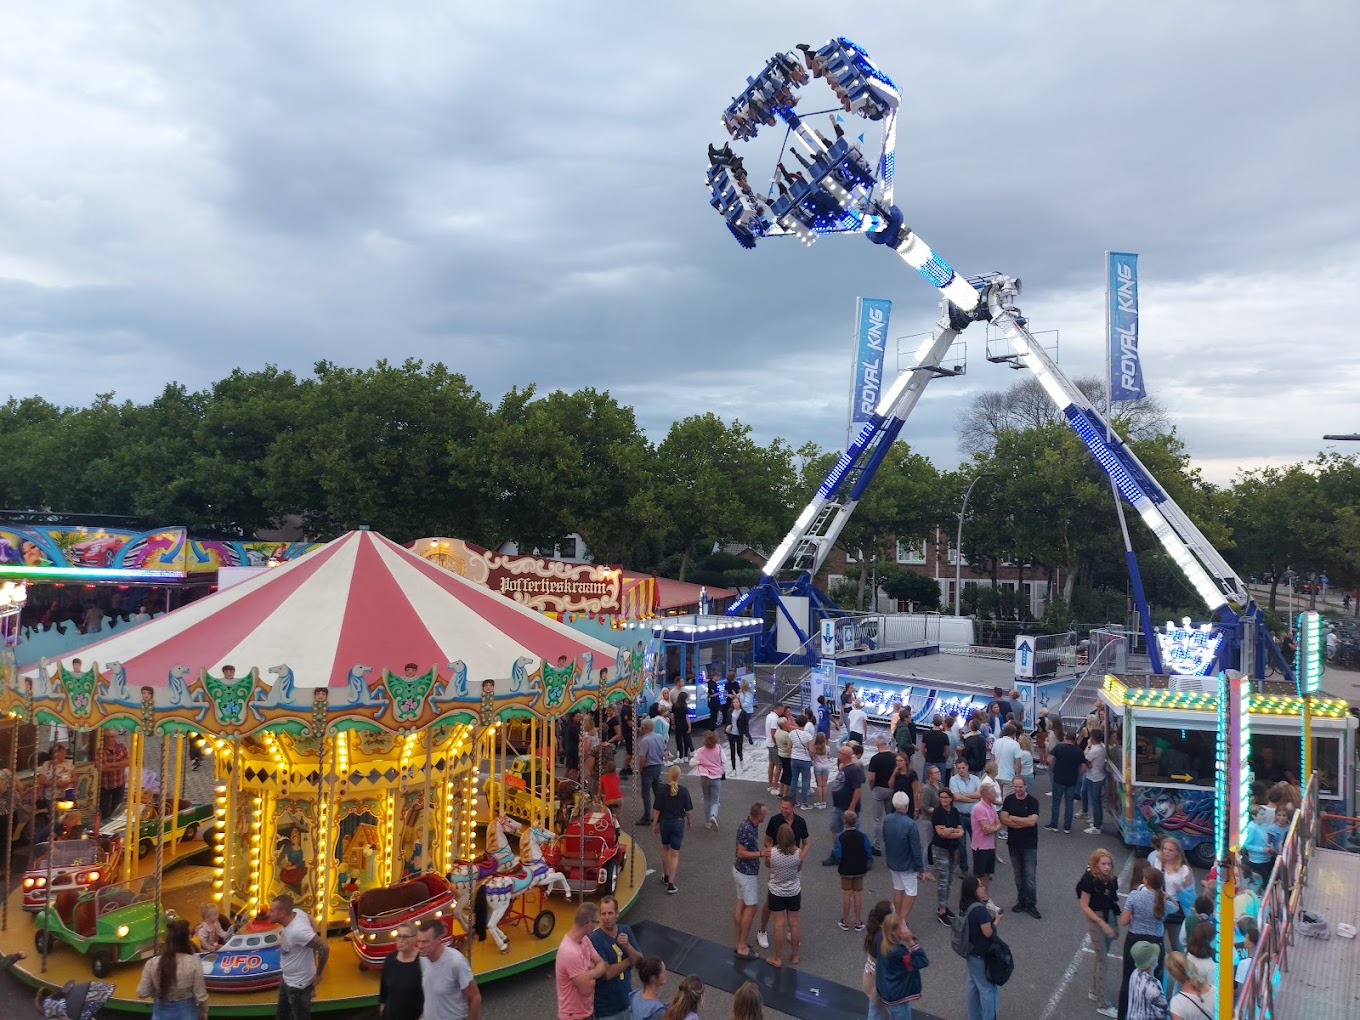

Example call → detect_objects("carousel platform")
0 836 646 1015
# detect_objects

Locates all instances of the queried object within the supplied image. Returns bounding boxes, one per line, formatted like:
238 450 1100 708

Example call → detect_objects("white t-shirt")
1149 854 1195 901
1084 743 1108 782
847 707 868 735
789 723 815 762
1171 984 1216 1020
765 711 781 749
992 736 1022 782
278 911 317 990
421 946 475 1020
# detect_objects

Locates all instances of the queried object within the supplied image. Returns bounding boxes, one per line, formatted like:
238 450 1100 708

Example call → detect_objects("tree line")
2 361 1355 622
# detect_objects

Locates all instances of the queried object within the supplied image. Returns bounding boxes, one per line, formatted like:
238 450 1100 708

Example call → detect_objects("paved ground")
6 640 1348 1020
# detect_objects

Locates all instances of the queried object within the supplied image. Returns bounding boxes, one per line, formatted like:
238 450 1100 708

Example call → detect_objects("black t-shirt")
931 805 962 850
1050 742 1085 787
891 769 918 815
833 762 864 811
765 812 810 847
1075 870 1120 915
868 751 898 788
965 902 994 957
654 783 693 821
379 954 424 1020
1001 793 1040 850
963 732 988 773
921 729 950 763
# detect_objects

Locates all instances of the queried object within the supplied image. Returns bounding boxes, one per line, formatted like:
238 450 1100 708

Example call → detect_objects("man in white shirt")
991 723 1023 784
846 702 868 748
765 706 783 795
416 917 480 1020
267 894 330 1020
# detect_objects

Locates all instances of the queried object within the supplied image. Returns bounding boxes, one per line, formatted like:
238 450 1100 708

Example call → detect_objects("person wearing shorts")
883 790 925 920
833 810 873 931
651 766 692 895
764 822 803 967
733 803 767 958
970 780 1002 897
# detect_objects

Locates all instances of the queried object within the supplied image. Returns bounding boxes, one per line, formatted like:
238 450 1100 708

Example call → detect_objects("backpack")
984 934 1014 986
950 903 981 958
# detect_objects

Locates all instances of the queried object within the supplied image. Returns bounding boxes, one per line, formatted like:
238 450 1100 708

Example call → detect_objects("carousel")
0 530 652 1014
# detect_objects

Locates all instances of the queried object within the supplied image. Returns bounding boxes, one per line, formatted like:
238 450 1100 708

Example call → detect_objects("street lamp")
954 471 996 617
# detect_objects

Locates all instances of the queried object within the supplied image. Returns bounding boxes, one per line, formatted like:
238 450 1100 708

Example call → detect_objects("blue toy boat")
200 921 283 992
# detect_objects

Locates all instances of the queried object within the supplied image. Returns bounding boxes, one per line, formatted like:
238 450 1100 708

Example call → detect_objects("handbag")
983 934 1014 986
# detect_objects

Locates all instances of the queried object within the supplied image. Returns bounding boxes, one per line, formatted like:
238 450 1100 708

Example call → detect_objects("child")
833 810 873 931
1265 807 1290 856
196 903 230 953
811 732 832 809
661 975 703 1020
1126 940 1168 1020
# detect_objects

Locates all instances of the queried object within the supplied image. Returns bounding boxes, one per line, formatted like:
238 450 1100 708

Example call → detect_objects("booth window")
1133 722 1215 787
1248 733 1342 797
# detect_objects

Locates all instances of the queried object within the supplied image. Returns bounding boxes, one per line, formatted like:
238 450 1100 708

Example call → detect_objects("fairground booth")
0 530 650 1014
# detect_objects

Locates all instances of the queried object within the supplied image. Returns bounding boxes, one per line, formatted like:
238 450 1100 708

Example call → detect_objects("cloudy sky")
2 2 1358 485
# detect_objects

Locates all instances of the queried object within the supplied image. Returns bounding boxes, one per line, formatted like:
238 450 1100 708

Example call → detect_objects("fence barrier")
1234 774 1319 1020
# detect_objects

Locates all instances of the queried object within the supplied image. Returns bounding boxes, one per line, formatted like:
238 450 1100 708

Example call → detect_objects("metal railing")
1234 773 1319 1020
1055 631 1127 730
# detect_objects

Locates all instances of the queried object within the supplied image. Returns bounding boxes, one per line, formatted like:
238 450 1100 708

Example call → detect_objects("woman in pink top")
692 730 726 830
970 781 1002 897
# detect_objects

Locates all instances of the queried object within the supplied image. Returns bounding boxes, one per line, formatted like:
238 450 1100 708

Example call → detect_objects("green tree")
477 386 661 562
877 565 942 609
655 414 792 581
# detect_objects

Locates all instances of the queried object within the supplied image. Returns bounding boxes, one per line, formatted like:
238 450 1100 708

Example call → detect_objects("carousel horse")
166 665 211 724
471 819 572 954
448 814 521 889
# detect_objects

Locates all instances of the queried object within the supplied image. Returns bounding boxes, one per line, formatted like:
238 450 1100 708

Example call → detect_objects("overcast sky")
2 2 1358 486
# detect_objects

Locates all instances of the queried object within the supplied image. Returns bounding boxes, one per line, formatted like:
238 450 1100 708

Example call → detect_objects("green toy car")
103 798 214 859
33 877 171 978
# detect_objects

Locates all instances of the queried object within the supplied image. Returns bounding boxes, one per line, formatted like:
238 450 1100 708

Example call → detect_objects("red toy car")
348 873 463 968
22 836 121 912
543 805 628 897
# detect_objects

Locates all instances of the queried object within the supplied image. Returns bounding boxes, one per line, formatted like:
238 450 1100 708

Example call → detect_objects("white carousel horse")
474 818 572 954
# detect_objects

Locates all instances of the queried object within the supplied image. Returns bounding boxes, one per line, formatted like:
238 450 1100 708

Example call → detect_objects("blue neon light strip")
1073 408 1166 502
818 419 878 497
0 565 188 582
1063 408 1147 505
915 252 955 288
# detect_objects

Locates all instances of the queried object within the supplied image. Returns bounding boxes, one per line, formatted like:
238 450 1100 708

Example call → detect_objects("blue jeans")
791 759 813 806
956 811 972 872
1010 845 1037 909
867 1000 885 1020
884 1001 914 1020
701 776 721 821
641 765 661 819
1050 781 1076 830
152 1000 198 1020
967 953 998 1020
1085 776 1105 829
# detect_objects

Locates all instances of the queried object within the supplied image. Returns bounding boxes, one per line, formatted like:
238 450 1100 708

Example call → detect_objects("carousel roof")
20 529 622 688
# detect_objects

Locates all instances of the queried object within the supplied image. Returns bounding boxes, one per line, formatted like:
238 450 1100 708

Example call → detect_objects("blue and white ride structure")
707 38 1289 682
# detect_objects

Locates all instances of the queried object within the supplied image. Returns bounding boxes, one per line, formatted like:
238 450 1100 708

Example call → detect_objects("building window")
558 536 577 559
947 546 959 566
896 539 927 564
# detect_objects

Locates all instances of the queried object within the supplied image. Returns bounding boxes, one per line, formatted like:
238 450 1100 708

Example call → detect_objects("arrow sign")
1017 641 1032 667
1170 773 1193 783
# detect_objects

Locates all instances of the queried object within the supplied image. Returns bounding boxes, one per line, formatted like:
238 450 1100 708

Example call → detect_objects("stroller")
35 980 116 1020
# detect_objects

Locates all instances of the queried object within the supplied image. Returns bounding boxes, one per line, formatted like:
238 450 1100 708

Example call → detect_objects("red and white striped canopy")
23 530 621 688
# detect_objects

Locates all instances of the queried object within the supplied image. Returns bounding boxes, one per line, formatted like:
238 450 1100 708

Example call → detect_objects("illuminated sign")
1296 611 1324 695
1156 618 1223 677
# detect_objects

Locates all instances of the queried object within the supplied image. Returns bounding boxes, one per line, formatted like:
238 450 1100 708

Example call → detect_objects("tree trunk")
856 554 870 611
678 540 693 583
1062 564 1079 603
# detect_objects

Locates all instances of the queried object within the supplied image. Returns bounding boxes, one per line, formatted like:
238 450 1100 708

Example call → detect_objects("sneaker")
666 882 678 894
815 802 827 809
756 930 769 949
1025 906 1043 919
1064 829 1072 834
1084 826 1102 835
821 855 838 867
634 817 650 826
1043 825 1059 832
853 922 865 932
1097 1007 1119 1018
838 920 851 931
937 910 955 926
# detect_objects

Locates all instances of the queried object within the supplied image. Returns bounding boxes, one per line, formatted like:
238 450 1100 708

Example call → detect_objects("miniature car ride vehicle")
349 873 462 968
32 878 167 978
542 804 628 897
201 919 284 992
484 754 558 824
22 837 121 913
102 798 213 858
